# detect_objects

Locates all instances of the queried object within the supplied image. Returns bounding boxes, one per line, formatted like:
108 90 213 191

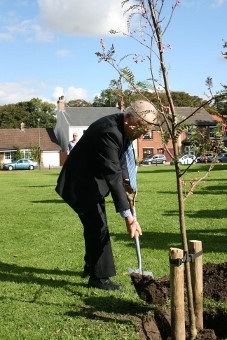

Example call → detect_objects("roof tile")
0 128 61 151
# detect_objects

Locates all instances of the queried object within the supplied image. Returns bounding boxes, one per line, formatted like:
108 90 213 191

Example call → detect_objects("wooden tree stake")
170 247 185 340
189 240 203 330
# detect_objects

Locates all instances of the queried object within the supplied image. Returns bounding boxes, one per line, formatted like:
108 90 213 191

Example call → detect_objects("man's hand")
125 216 142 239
124 185 140 238
124 179 136 194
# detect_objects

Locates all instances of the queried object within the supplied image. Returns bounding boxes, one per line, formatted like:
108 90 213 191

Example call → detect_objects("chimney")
57 95 65 112
20 122 25 131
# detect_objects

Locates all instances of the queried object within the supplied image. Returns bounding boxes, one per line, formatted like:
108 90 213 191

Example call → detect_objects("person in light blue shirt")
67 133 78 155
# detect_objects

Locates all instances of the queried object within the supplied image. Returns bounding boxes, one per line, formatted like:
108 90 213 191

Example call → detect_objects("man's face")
124 114 158 140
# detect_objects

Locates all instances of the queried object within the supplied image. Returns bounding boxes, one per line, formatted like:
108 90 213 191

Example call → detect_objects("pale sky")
0 0 226 105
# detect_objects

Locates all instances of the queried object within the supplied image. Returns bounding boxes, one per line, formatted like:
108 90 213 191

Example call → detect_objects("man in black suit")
55 100 158 290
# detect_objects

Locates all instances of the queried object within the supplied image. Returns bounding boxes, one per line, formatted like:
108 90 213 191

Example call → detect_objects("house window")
20 150 31 159
143 131 153 140
24 150 31 159
5 152 11 160
143 148 154 159
209 127 215 139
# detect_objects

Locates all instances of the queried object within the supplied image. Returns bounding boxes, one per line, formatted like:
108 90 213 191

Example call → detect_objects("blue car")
3 159 38 171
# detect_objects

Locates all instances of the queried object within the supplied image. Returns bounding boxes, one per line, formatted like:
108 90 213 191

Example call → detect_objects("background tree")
208 41 227 144
67 99 92 107
0 98 56 128
213 42 227 117
93 86 205 108
93 88 118 107
30 146 41 164
137 91 204 107
11 146 22 161
222 40 227 59
214 86 227 117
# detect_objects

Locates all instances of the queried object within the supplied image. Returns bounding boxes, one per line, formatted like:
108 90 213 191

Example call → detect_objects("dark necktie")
125 141 137 191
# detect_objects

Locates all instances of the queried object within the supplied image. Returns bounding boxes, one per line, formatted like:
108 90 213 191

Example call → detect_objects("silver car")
3 159 38 171
142 154 166 165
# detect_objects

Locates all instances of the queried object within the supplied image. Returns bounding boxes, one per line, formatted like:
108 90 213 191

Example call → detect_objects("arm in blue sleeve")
120 209 132 218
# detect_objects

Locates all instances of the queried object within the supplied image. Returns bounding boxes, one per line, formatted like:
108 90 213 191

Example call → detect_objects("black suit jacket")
55 113 130 214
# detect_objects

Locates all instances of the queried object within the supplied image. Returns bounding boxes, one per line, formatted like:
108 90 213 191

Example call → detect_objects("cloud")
182 0 227 8
38 0 128 36
52 86 88 102
211 0 227 7
0 82 89 106
8 19 31 34
0 32 13 41
55 49 72 58
0 17 54 43
7 19 54 43
0 6 54 43
27 23 54 42
0 80 47 105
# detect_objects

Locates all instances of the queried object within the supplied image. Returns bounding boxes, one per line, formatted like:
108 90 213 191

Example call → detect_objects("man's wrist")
128 218 136 225
120 209 132 218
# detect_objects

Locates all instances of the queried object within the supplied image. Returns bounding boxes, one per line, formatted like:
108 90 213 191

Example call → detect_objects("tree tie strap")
169 250 203 267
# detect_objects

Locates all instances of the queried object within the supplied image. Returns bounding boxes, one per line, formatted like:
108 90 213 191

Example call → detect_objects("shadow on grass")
0 262 78 275
23 185 56 188
138 164 227 175
193 184 227 193
0 261 150 320
65 295 151 322
0 262 88 288
158 183 227 195
138 166 175 174
0 262 149 323
31 199 64 203
112 226 227 254
164 208 227 219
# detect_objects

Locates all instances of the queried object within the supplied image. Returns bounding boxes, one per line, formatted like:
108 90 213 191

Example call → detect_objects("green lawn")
0 164 226 339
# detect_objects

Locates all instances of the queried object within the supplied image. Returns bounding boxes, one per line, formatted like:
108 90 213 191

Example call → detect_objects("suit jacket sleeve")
95 131 130 213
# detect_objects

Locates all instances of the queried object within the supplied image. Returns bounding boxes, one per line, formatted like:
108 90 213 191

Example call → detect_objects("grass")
0 164 226 339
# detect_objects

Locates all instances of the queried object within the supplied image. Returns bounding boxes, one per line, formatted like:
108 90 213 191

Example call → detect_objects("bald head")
124 100 159 140
125 100 158 125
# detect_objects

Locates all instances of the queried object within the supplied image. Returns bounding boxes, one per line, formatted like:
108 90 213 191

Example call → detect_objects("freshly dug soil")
130 262 227 339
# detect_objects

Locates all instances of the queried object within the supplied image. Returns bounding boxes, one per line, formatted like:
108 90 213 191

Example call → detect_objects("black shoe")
81 264 90 278
88 277 123 291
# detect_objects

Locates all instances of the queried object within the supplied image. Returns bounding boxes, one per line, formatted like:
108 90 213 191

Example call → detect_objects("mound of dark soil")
131 262 227 339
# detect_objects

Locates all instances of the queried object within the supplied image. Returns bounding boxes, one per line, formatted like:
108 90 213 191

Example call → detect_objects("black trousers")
78 198 116 279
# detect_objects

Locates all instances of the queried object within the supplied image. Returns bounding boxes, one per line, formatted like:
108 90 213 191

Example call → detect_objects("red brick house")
55 97 216 163
135 107 216 162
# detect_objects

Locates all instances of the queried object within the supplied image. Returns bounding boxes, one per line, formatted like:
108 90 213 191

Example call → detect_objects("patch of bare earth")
130 262 227 339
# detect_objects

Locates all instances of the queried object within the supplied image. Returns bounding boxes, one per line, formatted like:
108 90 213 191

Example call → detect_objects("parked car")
196 153 214 163
141 154 166 165
216 152 227 163
3 159 38 171
179 154 196 165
